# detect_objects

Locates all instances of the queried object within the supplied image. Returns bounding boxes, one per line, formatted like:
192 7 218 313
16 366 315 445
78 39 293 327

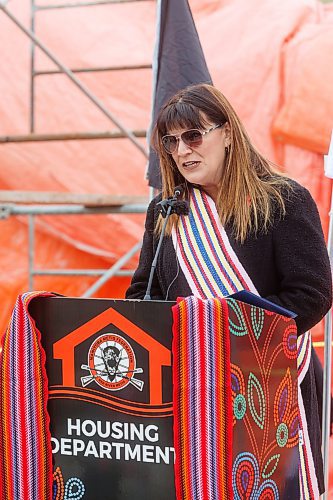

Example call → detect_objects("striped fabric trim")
298 382 319 500
172 187 316 498
172 296 233 500
297 331 319 499
172 188 257 298
297 330 312 383
0 292 54 500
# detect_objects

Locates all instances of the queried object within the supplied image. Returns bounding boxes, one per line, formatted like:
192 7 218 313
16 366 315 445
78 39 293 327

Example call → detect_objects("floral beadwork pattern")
53 467 85 500
232 452 280 499
228 299 299 499
231 363 246 426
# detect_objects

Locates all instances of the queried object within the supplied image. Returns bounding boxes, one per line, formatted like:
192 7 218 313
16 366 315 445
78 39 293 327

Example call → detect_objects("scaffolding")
0 0 154 295
1 1 333 494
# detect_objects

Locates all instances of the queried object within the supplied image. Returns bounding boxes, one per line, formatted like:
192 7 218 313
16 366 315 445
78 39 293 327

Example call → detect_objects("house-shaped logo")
52 305 173 416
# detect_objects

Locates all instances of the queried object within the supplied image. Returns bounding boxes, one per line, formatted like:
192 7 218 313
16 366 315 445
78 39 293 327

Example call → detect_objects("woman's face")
168 118 230 201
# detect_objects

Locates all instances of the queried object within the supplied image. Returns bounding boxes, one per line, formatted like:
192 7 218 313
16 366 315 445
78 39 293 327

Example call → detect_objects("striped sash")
297 331 320 499
172 188 257 298
172 296 233 500
0 292 54 500
172 187 318 499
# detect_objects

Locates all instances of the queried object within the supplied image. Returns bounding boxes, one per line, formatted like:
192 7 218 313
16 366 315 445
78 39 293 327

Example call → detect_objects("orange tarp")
0 0 332 340
1 0 333 493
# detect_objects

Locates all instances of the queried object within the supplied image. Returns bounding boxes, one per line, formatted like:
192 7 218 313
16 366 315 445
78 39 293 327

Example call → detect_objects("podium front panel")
30 297 175 500
29 297 299 500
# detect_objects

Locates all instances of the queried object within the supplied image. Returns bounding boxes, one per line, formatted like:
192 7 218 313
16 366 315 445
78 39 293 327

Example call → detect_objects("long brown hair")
152 83 291 242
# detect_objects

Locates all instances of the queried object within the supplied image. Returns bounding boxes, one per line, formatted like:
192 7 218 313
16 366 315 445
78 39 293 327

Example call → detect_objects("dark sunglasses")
161 123 223 154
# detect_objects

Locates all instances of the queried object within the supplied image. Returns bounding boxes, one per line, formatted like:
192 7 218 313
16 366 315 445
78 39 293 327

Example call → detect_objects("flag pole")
322 129 333 499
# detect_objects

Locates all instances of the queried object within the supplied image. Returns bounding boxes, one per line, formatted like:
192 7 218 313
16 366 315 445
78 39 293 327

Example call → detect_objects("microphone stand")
143 196 179 301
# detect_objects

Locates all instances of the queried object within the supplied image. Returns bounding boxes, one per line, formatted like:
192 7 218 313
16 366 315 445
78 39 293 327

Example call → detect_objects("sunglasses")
161 123 223 154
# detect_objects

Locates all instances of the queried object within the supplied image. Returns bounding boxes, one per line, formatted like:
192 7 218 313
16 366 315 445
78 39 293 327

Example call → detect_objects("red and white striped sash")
172 187 318 499
172 188 257 298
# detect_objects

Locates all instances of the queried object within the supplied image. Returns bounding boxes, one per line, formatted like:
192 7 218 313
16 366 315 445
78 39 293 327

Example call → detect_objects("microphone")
156 184 189 218
143 185 189 300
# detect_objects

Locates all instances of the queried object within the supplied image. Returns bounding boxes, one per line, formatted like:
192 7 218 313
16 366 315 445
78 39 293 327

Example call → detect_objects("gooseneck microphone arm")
143 185 189 301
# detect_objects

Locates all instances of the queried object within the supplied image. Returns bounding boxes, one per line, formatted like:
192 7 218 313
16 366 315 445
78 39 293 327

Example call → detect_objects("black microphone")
156 184 189 218
143 186 189 300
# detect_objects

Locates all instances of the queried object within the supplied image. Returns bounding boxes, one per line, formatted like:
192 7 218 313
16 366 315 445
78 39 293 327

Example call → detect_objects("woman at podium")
126 83 332 496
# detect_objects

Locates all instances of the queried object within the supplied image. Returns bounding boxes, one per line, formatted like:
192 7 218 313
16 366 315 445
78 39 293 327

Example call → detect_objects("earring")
225 144 230 155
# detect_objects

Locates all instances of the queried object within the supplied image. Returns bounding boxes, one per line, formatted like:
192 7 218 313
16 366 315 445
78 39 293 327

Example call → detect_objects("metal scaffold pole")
322 130 333 499
0 2 148 158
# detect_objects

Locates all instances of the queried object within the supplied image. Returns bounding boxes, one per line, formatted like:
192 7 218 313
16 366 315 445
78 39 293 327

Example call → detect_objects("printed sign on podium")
30 297 175 500
29 296 299 499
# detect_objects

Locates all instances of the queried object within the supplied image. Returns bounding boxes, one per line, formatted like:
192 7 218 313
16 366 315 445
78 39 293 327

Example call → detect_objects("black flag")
147 0 212 189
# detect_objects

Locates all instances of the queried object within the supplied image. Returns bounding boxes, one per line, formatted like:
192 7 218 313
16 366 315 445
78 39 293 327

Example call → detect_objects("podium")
26 296 299 499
